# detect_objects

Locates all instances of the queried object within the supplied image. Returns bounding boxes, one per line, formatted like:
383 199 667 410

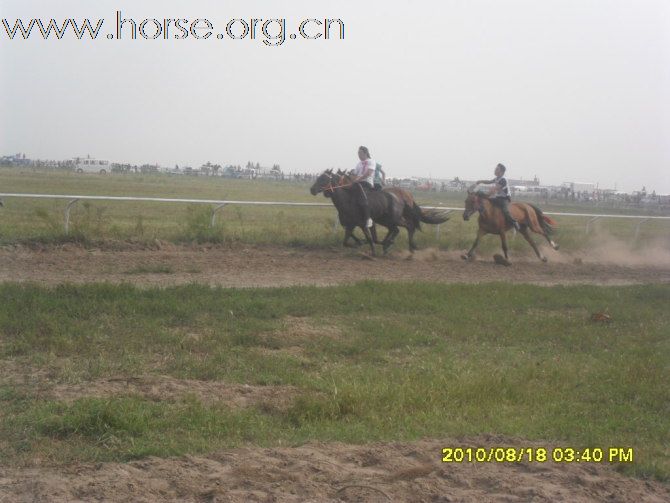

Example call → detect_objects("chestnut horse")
462 190 559 262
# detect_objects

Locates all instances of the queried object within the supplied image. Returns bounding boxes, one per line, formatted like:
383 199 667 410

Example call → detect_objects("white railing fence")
1 193 669 239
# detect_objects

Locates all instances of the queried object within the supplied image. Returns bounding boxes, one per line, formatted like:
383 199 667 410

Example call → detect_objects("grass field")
1 168 669 253
1 281 668 481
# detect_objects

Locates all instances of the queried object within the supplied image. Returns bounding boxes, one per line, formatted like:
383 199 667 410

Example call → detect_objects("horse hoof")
461 253 474 262
493 254 511 266
541 256 548 263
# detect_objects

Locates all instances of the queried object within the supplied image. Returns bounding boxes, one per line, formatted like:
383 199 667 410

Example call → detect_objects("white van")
73 157 110 174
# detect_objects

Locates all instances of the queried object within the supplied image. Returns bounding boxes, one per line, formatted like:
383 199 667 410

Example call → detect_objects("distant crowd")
1 154 667 209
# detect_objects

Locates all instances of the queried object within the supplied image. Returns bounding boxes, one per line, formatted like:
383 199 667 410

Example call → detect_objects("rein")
323 174 354 193
326 181 353 191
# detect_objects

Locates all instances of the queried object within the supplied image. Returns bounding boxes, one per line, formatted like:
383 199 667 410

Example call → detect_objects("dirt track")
2 436 668 503
1 242 669 287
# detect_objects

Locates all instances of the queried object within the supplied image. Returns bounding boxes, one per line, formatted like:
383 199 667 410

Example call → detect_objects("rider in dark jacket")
476 163 520 231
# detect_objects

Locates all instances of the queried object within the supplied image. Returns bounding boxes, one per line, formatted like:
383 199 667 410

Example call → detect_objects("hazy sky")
1 0 669 192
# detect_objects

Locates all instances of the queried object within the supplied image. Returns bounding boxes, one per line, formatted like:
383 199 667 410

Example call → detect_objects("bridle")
320 173 353 195
464 192 484 219
471 194 482 213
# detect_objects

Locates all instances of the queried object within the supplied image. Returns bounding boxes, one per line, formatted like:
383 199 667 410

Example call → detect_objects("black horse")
334 170 451 252
310 169 404 255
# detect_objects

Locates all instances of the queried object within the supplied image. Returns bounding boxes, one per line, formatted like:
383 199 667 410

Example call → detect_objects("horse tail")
529 204 556 235
416 205 451 225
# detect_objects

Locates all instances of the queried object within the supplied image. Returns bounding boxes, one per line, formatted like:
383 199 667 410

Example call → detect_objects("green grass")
0 281 668 481
1 167 668 252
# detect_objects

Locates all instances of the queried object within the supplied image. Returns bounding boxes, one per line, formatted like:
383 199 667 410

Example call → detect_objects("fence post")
64 199 79 235
210 203 227 228
585 216 600 234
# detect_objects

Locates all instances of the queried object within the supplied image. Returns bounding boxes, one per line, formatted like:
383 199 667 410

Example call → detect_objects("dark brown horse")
462 190 559 262
335 170 451 251
310 169 404 255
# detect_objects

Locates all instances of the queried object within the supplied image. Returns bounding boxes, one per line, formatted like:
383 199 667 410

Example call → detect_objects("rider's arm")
476 178 495 185
365 160 374 178
352 170 367 183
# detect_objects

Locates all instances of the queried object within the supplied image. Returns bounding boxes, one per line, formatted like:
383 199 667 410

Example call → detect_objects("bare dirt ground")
2 436 668 502
1 242 669 287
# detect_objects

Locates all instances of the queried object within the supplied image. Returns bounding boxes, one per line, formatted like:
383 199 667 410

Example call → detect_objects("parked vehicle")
73 157 110 174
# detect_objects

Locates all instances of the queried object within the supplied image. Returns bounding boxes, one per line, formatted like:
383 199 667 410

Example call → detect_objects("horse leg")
462 228 485 260
499 231 509 260
380 227 394 246
370 224 383 244
542 233 559 251
350 230 364 246
360 225 376 256
407 224 418 253
342 226 359 248
382 226 400 255
540 228 559 251
520 226 547 262
529 214 559 252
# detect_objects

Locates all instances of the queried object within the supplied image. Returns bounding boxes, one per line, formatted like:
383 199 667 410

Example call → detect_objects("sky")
1 0 669 193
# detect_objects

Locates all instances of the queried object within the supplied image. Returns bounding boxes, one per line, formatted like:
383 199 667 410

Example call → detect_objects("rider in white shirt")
352 146 375 227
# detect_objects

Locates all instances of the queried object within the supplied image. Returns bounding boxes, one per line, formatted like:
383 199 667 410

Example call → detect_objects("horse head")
339 170 355 185
463 191 481 221
310 169 335 196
